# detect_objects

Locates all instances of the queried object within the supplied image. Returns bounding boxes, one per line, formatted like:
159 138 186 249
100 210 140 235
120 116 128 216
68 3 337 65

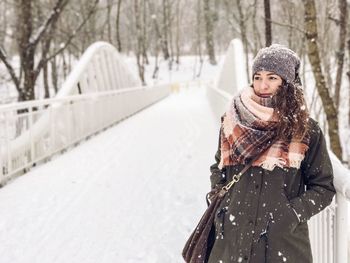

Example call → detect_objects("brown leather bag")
182 161 255 263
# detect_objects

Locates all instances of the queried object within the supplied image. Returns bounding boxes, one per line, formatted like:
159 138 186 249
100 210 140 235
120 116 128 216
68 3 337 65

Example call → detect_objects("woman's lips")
259 94 272 98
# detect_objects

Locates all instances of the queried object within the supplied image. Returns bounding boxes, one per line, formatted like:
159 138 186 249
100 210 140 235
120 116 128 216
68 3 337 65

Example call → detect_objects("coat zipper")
217 206 228 237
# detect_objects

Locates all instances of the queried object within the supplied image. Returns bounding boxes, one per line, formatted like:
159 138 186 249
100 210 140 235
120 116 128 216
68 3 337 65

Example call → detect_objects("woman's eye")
254 77 261 80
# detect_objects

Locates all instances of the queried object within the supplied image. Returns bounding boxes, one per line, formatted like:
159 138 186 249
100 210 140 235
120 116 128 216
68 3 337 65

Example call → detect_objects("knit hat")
252 44 301 85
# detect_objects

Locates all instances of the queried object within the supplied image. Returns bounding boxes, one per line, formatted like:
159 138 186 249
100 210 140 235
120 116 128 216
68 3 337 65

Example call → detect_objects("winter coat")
207 118 336 263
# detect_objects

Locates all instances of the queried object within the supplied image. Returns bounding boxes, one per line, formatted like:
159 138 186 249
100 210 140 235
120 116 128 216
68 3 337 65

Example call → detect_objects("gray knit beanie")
252 44 301 85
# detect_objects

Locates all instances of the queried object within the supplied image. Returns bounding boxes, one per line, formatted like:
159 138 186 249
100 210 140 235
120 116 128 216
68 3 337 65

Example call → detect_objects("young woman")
207 44 336 263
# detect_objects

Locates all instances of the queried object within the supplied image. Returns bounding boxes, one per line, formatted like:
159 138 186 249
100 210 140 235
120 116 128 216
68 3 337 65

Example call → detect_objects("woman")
207 44 336 263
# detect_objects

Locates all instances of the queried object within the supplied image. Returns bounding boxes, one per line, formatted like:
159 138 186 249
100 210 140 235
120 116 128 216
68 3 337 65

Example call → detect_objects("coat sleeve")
209 128 227 190
289 120 336 223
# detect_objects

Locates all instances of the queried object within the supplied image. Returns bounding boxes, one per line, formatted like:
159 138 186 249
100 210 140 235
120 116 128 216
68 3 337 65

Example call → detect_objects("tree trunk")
161 0 170 60
107 0 113 43
236 0 250 83
320 1 333 94
334 0 348 109
281 0 295 50
17 0 35 101
0 0 69 102
115 0 122 52
134 0 146 85
43 53 50 99
303 0 343 160
166 0 174 70
264 0 272 46
175 0 181 65
251 0 262 54
62 51 68 79
194 0 203 78
152 52 160 79
203 0 217 65
142 0 149 64
146 0 160 77
347 38 350 126
51 55 58 94
0 0 7 47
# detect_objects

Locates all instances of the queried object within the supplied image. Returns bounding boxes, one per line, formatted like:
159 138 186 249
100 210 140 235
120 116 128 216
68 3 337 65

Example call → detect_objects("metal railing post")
335 193 348 263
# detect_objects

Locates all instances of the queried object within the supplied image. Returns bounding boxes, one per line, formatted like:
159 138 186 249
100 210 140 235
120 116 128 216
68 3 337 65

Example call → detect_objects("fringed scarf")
218 87 310 171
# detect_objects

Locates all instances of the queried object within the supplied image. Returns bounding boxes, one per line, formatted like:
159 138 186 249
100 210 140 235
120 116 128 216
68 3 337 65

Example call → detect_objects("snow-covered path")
0 87 219 263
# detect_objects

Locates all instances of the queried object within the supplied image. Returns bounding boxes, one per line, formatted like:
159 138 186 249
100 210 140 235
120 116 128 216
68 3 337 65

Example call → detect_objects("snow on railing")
55 41 142 97
206 83 350 263
0 42 171 185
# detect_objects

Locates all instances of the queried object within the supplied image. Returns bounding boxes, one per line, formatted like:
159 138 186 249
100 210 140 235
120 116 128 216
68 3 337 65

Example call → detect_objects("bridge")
0 40 349 263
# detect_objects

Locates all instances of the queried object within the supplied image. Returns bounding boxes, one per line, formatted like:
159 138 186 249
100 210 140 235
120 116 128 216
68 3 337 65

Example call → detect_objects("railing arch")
0 42 170 185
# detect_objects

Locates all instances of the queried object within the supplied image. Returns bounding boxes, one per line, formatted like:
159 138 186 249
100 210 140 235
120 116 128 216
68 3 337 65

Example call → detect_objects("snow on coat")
207 118 336 263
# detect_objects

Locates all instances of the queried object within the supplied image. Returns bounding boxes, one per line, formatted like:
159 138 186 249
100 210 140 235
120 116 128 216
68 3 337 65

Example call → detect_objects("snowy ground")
1 52 349 262
0 86 219 263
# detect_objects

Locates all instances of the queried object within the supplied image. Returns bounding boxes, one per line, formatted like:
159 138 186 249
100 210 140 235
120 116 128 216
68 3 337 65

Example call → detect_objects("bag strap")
221 157 255 192
206 158 256 206
221 138 278 192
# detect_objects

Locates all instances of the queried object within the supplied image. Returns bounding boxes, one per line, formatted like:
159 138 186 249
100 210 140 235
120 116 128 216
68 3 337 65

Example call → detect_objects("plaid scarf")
218 88 310 171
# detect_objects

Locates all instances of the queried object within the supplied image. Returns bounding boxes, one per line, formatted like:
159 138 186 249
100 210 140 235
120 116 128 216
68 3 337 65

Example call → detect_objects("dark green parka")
207 118 336 263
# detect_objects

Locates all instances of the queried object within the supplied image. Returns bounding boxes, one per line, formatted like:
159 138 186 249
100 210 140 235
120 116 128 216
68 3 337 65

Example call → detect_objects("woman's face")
253 71 282 98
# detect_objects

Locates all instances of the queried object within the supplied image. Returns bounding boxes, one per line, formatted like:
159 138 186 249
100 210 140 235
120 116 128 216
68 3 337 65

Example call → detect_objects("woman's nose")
261 79 269 89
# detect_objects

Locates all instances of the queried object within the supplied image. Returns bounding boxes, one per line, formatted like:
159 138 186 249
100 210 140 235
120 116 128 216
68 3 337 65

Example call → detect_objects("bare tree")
251 0 262 54
167 0 175 69
280 0 297 50
175 0 181 65
134 0 146 85
334 0 348 109
161 0 170 60
106 0 114 43
230 0 250 83
115 0 123 52
0 0 8 47
320 0 335 95
264 0 272 46
302 0 343 160
194 0 204 78
142 0 149 65
347 38 350 126
0 0 70 101
203 0 217 65
50 54 58 94
0 0 101 101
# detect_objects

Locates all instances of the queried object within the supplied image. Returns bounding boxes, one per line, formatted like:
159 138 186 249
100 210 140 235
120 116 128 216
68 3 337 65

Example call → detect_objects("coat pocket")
267 202 299 236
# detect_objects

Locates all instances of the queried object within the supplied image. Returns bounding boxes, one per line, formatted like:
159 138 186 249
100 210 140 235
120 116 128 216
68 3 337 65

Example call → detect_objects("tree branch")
29 0 70 47
0 46 21 92
40 0 99 65
262 16 306 34
327 15 341 25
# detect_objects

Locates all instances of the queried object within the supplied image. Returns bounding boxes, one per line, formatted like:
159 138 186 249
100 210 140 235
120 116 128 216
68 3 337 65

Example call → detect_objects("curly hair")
272 80 309 141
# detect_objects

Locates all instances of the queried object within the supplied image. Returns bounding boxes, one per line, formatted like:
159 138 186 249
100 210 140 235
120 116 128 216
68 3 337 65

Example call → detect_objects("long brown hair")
273 80 309 141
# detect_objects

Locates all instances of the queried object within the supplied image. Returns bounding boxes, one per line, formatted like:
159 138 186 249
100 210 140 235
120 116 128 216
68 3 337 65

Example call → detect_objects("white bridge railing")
0 42 171 185
207 84 350 263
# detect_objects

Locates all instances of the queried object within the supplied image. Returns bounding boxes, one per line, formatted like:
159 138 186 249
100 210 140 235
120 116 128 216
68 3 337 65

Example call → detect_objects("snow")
0 49 350 261
0 86 218 263
123 54 223 86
